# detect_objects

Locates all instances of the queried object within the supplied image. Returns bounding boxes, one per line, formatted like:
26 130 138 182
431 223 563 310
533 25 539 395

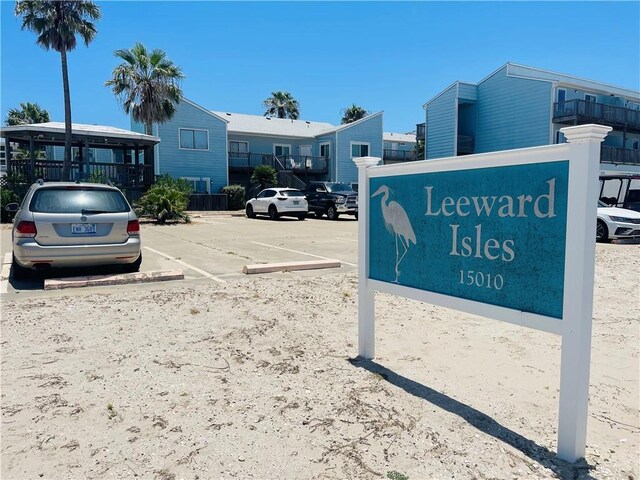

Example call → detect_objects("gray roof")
210 111 336 138
1 122 160 145
424 62 640 108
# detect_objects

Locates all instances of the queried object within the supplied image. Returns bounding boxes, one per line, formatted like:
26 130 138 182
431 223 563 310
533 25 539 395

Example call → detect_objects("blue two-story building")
135 97 384 194
420 63 640 173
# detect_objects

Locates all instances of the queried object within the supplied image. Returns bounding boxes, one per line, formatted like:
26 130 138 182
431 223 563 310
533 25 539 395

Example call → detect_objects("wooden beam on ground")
611 237 640 245
44 269 184 290
242 259 341 275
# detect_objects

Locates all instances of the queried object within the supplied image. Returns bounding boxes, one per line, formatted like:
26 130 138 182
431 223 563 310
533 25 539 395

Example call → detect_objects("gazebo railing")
8 159 154 187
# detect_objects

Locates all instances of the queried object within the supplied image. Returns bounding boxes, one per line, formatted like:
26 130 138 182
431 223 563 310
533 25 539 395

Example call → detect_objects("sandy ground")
1 244 638 480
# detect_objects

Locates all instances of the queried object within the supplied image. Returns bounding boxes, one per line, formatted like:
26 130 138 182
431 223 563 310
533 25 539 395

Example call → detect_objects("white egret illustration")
372 185 416 283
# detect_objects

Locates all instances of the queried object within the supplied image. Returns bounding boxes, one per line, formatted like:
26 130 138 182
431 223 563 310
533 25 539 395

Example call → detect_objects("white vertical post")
557 124 611 462
354 156 381 359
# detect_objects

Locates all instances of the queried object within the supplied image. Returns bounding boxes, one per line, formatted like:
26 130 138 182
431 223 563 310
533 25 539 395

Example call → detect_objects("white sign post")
354 124 611 463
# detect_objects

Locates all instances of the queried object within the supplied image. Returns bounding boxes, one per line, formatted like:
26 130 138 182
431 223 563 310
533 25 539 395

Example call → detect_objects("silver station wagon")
7 180 142 279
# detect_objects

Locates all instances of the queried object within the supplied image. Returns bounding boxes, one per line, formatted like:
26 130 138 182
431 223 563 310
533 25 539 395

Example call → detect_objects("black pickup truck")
304 181 358 220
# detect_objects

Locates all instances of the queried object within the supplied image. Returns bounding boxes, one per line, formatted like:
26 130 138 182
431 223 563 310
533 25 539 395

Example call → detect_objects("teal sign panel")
369 161 569 319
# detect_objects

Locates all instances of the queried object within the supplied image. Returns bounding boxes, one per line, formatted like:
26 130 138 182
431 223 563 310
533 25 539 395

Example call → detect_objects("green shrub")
154 174 193 195
87 170 110 184
251 165 277 190
222 184 246 210
134 175 192 224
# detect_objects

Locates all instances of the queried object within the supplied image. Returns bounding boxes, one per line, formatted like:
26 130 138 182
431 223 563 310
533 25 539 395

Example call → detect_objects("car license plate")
293 200 300 205
71 223 96 234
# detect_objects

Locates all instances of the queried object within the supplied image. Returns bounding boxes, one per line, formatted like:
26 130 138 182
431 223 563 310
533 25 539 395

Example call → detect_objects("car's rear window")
30 188 130 214
280 190 304 197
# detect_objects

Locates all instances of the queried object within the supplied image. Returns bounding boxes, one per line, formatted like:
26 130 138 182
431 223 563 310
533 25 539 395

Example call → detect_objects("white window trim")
319 141 330 157
273 144 292 156
350 141 371 158
179 128 210 151
181 176 211 194
229 140 249 153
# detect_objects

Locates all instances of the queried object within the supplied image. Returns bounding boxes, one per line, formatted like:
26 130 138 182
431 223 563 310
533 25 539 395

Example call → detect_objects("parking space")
0 214 359 298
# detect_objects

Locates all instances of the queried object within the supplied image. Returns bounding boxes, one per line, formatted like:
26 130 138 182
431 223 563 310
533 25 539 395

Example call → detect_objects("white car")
245 188 308 220
597 201 640 242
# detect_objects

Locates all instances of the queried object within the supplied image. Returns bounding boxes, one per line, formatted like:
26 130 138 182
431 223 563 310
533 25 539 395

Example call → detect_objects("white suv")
245 188 308 220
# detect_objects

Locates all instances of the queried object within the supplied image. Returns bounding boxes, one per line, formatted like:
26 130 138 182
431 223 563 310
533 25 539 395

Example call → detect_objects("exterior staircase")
277 170 306 190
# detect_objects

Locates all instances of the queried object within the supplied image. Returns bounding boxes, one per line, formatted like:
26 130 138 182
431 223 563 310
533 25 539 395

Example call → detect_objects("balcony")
382 149 417 164
457 135 475 155
228 152 328 174
601 146 640 165
553 99 640 132
416 123 426 141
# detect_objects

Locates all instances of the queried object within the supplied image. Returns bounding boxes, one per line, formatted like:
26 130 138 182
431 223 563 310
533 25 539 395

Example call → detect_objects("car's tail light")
127 219 140 236
15 221 37 238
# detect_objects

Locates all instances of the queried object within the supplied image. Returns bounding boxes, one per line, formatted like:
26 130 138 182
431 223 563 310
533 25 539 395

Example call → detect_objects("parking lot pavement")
0 215 359 298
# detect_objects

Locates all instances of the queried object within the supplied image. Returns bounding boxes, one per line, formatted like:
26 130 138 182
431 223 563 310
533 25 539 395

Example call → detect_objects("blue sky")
2 1 639 133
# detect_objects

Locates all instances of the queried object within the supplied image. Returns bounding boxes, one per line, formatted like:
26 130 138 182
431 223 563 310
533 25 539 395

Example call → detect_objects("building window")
112 150 133 163
274 144 291 157
72 147 96 162
230 141 248 153
319 142 330 158
351 142 369 157
181 177 210 193
179 129 209 150
557 89 566 104
585 94 597 103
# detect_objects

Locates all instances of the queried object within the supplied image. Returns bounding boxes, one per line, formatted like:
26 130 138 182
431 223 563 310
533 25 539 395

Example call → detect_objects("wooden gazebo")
1 122 160 189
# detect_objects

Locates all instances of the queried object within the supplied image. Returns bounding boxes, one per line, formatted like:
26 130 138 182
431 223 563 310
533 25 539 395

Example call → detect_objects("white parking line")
143 246 226 283
0 253 11 293
250 241 357 267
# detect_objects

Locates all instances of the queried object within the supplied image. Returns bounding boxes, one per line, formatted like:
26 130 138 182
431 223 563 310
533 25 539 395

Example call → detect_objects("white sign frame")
354 124 611 463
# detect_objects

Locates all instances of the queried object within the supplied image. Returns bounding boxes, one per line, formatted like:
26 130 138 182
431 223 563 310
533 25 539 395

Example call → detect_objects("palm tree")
15 0 101 181
340 104 368 124
5 102 50 126
262 91 300 119
105 43 185 136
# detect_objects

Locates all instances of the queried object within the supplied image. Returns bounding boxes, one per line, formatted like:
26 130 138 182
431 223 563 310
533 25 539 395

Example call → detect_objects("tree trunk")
60 49 73 182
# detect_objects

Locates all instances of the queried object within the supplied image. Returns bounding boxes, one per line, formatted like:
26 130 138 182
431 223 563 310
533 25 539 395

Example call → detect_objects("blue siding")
335 113 383 184
475 66 552 153
154 101 228 192
426 84 457 159
458 83 477 102
48 146 118 163
316 133 337 180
